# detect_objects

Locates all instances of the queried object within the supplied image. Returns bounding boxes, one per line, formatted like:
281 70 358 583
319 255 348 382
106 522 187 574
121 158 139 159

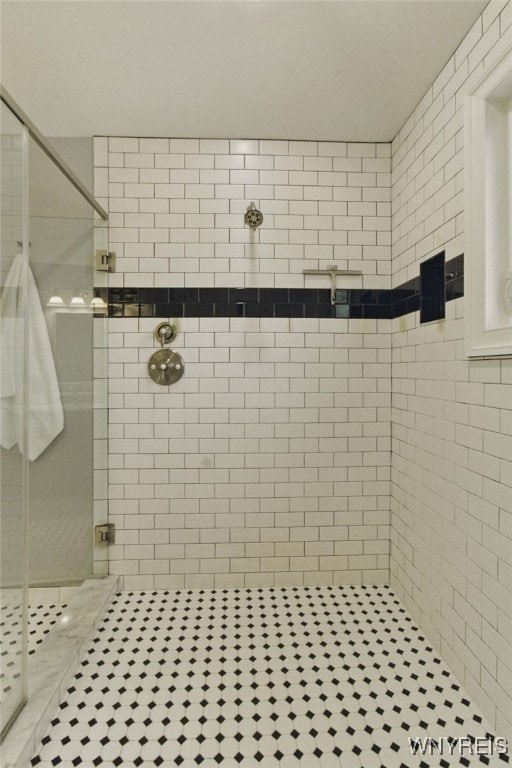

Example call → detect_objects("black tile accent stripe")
98 254 463 320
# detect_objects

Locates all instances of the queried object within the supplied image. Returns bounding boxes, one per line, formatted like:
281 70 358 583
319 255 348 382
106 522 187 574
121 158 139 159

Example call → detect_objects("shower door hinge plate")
95 249 116 272
95 523 115 545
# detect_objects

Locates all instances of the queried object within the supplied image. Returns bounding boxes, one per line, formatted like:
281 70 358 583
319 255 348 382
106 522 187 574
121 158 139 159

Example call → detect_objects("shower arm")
303 268 362 305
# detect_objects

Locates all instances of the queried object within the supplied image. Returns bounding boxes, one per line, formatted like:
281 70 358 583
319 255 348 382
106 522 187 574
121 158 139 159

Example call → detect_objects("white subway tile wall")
106 316 391 590
93 140 392 592
94 139 392 290
391 0 512 741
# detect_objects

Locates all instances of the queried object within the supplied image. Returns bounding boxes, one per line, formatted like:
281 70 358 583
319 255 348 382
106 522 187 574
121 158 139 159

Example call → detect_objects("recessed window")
465 44 512 357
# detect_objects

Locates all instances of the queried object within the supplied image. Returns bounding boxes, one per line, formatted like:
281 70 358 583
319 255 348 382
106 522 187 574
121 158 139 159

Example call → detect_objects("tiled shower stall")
94 137 393 591
50 0 504 753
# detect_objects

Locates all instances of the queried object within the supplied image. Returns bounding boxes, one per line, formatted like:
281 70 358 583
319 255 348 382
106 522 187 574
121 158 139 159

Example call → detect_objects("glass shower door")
0 90 109 743
0 102 29 739
27 137 108 585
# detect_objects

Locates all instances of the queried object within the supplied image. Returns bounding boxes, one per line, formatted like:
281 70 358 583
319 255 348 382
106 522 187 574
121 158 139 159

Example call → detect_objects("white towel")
1 254 64 460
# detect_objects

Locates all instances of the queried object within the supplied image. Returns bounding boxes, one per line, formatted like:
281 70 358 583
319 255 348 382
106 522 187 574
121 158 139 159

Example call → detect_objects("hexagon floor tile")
30 586 509 767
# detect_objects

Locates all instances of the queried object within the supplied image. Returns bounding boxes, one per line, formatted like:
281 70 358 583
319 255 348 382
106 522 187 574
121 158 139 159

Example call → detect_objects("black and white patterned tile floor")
1 600 67 697
28 603 69 654
30 586 509 767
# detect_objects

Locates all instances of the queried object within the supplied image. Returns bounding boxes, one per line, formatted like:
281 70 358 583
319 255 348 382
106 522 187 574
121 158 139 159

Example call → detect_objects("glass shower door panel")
0 104 28 739
27 137 98 585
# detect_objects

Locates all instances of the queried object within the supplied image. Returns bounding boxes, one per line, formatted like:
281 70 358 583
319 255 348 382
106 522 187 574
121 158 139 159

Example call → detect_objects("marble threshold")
1 576 119 768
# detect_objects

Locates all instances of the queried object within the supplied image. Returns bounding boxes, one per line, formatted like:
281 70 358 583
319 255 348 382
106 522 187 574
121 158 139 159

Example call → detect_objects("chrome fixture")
303 265 362 305
149 322 184 385
95 249 116 273
95 523 115 545
154 321 177 347
148 349 185 386
245 202 264 230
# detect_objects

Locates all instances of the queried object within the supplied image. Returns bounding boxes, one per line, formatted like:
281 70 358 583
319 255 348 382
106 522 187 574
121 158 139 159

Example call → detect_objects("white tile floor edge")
1 576 119 768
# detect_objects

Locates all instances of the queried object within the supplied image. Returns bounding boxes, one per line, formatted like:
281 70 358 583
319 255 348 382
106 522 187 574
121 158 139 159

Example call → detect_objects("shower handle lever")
154 321 177 347
156 358 182 372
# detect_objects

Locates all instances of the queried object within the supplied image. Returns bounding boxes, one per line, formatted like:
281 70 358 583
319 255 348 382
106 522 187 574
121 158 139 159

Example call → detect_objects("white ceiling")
1 0 488 142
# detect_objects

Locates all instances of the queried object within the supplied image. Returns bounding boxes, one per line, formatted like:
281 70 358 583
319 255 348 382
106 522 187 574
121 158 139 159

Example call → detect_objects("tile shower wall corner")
93 139 392 590
390 0 512 741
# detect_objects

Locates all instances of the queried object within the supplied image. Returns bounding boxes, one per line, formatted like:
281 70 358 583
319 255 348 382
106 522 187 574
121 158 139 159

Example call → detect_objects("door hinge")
95 249 116 272
95 523 115 545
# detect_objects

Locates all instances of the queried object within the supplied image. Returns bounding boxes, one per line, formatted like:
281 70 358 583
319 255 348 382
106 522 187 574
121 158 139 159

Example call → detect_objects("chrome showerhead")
245 202 263 230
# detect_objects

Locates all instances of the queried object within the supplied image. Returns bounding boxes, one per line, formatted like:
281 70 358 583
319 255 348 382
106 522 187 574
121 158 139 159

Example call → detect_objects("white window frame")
465 43 512 358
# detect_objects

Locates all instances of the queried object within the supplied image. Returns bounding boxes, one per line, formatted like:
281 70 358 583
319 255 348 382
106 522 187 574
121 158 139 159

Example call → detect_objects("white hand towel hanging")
0 254 64 460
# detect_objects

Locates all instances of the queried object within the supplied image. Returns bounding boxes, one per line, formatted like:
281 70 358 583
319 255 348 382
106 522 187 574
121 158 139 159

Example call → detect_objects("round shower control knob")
148 349 185 385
